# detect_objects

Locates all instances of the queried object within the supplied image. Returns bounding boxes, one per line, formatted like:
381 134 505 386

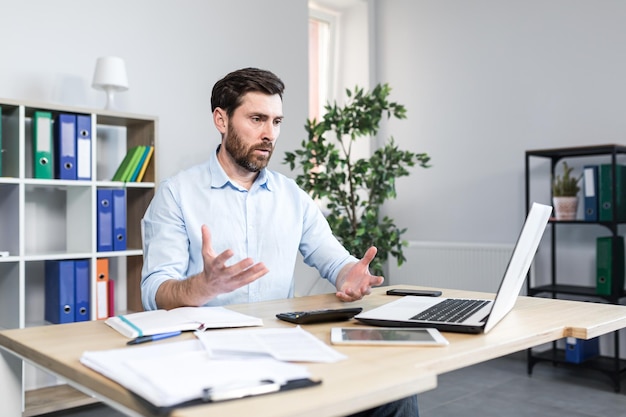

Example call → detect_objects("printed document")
81 339 310 408
195 326 347 363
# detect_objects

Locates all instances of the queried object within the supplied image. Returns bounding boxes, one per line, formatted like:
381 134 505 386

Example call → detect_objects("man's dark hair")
211 67 285 116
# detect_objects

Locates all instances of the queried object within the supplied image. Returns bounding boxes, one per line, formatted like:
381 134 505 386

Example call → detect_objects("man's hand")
335 246 385 302
198 224 269 296
155 225 269 309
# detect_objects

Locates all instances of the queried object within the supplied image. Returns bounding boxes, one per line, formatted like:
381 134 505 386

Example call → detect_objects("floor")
419 351 626 417
42 351 626 417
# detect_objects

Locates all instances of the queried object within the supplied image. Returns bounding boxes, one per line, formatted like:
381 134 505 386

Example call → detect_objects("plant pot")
552 196 578 220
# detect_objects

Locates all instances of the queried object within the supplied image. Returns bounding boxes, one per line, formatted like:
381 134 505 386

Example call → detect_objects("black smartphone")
276 307 363 324
386 289 442 297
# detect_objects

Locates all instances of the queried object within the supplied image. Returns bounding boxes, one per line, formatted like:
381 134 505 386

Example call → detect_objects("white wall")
374 0 626 244
370 0 626 286
0 0 309 181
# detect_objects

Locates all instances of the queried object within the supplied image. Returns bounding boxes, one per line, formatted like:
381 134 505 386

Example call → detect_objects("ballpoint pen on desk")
127 331 182 345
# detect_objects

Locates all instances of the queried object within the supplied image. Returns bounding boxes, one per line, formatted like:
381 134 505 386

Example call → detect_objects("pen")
127 331 182 345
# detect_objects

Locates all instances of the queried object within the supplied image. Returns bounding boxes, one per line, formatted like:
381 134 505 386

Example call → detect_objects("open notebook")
356 202 552 334
105 306 263 338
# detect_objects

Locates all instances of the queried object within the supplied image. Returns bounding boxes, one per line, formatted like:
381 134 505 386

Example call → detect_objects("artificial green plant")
552 161 581 197
284 84 430 275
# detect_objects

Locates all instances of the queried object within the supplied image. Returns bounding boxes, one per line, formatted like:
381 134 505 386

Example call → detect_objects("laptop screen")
483 202 552 332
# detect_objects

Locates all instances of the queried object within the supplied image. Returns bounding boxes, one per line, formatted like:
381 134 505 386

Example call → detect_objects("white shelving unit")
0 98 157 415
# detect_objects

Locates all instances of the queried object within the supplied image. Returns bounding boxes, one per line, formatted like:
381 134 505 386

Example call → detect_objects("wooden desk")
2 285 626 417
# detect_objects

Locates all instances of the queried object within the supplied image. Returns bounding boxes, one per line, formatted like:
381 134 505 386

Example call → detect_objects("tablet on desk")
330 327 449 346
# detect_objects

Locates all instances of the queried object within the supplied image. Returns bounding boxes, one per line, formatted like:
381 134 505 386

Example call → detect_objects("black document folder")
80 339 320 412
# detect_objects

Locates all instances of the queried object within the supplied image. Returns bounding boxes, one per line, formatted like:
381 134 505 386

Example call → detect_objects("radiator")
387 241 518 293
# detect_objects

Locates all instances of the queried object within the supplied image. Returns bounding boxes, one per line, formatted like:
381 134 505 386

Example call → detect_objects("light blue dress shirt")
141 146 357 310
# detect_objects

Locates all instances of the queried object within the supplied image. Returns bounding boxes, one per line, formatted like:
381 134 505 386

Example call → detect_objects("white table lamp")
92 56 129 110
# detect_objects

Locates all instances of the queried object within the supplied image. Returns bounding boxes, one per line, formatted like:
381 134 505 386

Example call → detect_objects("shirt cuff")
141 275 174 311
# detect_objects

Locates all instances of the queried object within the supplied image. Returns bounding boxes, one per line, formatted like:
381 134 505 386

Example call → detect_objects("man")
141 67 418 416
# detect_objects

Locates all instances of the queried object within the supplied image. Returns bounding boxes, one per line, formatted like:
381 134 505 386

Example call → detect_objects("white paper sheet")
80 339 311 408
195 325 347 363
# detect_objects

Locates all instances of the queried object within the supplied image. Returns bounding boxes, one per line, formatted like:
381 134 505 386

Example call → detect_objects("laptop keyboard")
410 299 490 323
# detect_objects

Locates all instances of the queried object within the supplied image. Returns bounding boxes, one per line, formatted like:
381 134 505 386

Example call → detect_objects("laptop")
355 202 552 334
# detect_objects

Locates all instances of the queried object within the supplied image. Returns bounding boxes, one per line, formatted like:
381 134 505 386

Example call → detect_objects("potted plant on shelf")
283 84 431 275
552 161 582 220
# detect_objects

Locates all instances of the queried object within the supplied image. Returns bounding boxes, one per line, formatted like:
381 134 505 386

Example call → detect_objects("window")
309 6 337 122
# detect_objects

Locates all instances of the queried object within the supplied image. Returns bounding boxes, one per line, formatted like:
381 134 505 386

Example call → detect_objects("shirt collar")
209 145 271 191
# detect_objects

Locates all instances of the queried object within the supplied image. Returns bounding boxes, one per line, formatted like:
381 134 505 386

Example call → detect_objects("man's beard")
224 124 274 173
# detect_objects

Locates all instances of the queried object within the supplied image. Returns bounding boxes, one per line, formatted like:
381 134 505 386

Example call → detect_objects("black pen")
127 331 182 345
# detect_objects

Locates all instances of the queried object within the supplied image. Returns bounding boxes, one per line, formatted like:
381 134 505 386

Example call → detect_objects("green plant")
552 161 581 197
283 84 430 275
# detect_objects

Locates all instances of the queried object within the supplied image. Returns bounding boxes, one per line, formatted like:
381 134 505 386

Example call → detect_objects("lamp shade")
92 56 129 92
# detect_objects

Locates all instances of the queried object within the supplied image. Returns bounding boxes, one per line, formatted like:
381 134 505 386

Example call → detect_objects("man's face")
223 92 283 172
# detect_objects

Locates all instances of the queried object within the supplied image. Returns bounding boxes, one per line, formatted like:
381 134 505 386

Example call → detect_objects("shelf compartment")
528 347 626 392
95 117 156 183
0 183 19 256
24 261 46 327
0 262 20 329
528 284 626 300
24 384 98 417
22 109 89 180
126 186 153 250
24 183 92 256
0 104 21 179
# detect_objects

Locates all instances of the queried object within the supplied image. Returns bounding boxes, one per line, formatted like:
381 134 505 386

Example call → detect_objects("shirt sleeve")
297 189 358 286
141 179 190 310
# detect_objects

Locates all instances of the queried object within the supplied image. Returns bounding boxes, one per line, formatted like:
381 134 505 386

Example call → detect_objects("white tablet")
330 327 449 346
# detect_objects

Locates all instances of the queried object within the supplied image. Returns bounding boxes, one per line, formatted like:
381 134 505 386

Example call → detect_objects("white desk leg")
0 349 23 416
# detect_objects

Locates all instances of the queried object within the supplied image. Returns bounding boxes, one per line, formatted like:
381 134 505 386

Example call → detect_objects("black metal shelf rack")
525 144 626 392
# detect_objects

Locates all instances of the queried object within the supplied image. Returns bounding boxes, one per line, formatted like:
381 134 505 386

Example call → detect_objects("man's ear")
213 108 227 134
